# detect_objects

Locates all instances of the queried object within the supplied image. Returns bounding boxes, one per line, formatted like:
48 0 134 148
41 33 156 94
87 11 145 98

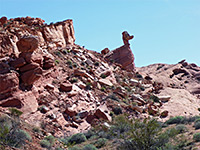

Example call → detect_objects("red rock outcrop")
0 17 75 58
105 44 135 71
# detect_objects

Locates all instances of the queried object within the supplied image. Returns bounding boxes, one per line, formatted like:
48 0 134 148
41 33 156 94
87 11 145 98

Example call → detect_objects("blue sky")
1 0 200 67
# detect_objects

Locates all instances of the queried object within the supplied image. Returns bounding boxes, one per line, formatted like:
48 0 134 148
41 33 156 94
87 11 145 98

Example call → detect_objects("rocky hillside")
0 16 200 149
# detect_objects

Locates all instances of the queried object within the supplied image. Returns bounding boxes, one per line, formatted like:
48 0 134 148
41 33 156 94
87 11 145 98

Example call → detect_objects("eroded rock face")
0 17 76 58
0 72 19 100
105 44 135 71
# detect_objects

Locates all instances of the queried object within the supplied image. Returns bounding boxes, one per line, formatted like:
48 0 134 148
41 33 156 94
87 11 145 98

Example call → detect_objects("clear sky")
1 0 200 67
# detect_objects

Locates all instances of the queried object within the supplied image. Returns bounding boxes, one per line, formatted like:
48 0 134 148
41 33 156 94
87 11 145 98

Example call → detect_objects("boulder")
78 110 89 119
86 114 96 124
19 63 40 73
157 95 171 102
94 105 111 122
101 48 110 55
65 107 77 117
74 69 94 79
16 35 39 52
99 79 113 87
0 97 22 108
60 83 73 92
10 57 26 68
0 16 8 26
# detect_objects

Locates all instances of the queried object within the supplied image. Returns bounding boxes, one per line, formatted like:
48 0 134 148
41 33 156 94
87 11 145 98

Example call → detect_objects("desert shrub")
193 133 200 142
32 127 40 133
116 116 180 150
40 139 51 148
82 144 97 150
11 129 32 146
68 133 87 145
9 108 23 117
149 95 160 103
100 86 106 92
194 117 200 123
73 63 78 68
68 146 81 150
55 147 64 150
0 112 31 148
113 107 122 115
183 116 200 124
109 115 132 138
55 60 59 64
194 121 200 130
84 130 95 139
94 62 99 66
107 94 119 101
70 77 78 83
175 124 187 134
165 116 185 125
85 82 92 90
44 135 55 145
136 73 143 79
66 60 72 65
100 74 107 79
54 51 62 57
94 138 107 148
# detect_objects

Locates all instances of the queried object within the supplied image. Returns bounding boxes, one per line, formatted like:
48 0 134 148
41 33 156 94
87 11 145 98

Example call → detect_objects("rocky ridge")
0 16 200 149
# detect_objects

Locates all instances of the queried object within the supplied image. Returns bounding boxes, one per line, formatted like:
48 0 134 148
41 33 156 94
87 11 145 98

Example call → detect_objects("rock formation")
104 31 135 72
1 16 200 149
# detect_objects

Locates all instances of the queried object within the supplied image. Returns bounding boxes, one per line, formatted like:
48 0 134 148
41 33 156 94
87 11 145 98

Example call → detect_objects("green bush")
165 116 185 125
70 77 78 83
149 95 160 103
113 107 122 115
194 121 200 130
84 130 95 139
193 133 200 142
94 62 99 66
40 139 51 148
110 115 132 138
194 117 200 123
9 108 23 117
32 127 40 133
86 82 92 90
100 74 107 79
82 144 97 150
68 133 87 145
175 124 187 134
94 138 107 148
116 116 181 150
68 146 81 150
0 114 31 148
44 135 55 145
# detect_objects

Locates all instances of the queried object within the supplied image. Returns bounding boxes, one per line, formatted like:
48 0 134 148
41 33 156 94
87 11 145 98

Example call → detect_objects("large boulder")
105 44 135 71
16 35 39 52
